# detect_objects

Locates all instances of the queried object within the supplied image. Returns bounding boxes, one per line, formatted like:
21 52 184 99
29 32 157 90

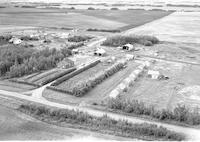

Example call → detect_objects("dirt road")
0 89 200 140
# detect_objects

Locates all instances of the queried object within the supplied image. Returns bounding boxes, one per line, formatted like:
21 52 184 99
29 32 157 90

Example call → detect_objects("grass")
18 104 185 141
102 34 159 47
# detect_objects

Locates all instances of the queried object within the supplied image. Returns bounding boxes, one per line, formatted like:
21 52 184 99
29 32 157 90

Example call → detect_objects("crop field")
0 8 126 30
0 7 171 31
125 12 200 44
74 9 172 31
43 61 140 105
123 60 200 110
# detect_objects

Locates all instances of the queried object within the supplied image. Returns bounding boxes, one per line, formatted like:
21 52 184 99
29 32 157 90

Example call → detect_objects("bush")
18 104 184 141
87 28 121 33
110 7 119 10
68 43 84 50
68 36 92 43
88 7 95 10
102 35 159 47
106 97 200 125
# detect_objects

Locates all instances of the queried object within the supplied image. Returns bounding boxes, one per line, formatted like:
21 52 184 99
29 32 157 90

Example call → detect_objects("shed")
109 89 120 98
94 48 106 56
72 49 79 54
9 37 22 45
122 44 135 51
147 70 160 79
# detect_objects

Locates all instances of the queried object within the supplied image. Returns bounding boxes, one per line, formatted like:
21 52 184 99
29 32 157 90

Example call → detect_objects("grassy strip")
18 104 184 141
102 35 159 47
106 97 200 125
9 79 41 88
51 60 100 86
69 61 126 97
87 28 121 33
40 67 76 86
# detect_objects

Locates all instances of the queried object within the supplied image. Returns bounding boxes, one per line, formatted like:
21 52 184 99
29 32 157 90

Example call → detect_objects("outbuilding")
94 48 106 56
9 37 23 45
147 70 160 79
122 43 135 51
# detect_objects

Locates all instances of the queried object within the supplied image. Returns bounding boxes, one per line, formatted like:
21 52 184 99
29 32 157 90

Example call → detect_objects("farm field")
74 9 172 31
125 12 200 44
0 7 171 31
43 61 140 105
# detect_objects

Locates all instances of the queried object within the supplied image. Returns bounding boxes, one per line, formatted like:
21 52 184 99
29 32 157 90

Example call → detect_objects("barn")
94 48 106 56
122 44 135 51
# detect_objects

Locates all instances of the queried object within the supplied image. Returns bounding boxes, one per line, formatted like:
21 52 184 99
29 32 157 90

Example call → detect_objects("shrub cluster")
87 28 121 33
88 7 95 10
51 60 100 86
68 36 92 43
71 61 126 97
18 104 184 141
102 35 159 47
107 97 200 125
68 43 84 50
0 46 71 78
20 35 39 41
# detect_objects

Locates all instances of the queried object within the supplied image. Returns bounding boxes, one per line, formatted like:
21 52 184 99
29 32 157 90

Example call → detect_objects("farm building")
122 44 135 51
58 58 75 69
109 89 120 98
147 70 160 79
72 49 79 54
9 37 22 45
94 48 106 56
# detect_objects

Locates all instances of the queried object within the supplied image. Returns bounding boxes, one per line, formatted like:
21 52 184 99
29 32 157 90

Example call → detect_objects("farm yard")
1 4 200 141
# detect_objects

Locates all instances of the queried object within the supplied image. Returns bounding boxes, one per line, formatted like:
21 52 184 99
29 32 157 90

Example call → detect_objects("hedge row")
47 86 72 94
18 104 184 141
70 61 126 97
40 67 76 86
102 35 159 47
107 97 200 125
51 60 100 86
68 43 84 50
87 28 121 33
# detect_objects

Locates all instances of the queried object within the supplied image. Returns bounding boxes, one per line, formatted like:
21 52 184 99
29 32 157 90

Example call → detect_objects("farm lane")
0 89 200 140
